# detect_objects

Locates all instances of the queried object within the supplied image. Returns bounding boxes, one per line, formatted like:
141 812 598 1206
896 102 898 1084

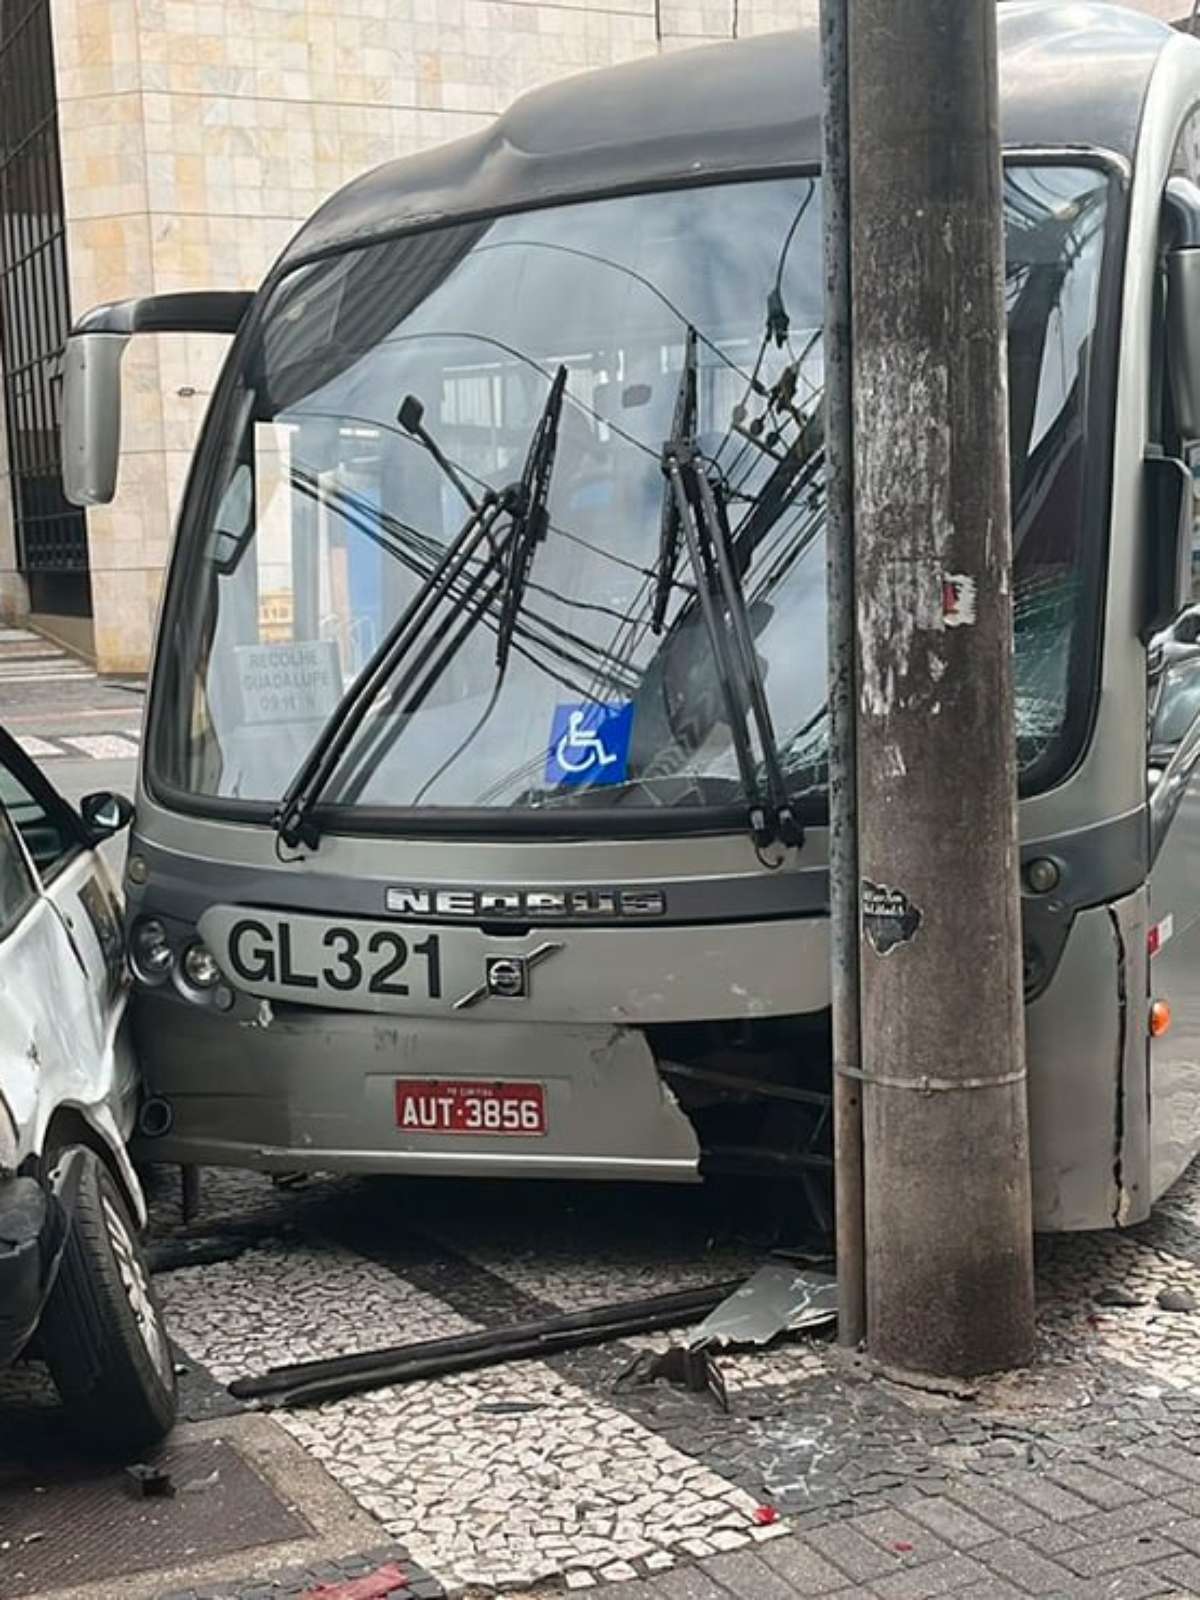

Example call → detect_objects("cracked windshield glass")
158 167 1107 816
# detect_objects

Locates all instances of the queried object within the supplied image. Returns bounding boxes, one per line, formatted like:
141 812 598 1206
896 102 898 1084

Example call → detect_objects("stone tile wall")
46 0 666 670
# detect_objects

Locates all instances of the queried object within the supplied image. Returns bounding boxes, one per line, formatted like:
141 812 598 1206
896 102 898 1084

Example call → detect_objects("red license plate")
395 1079 547 1136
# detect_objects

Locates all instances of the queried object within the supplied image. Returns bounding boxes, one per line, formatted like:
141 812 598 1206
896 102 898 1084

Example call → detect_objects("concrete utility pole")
842 0 1036 1374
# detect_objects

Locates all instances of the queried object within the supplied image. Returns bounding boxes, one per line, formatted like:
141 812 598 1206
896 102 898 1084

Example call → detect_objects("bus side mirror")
1144 450 1192 642
61 290 253 508
62 332 129 506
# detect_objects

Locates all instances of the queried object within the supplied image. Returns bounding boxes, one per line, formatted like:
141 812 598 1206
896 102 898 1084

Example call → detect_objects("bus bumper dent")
129 994 702 1181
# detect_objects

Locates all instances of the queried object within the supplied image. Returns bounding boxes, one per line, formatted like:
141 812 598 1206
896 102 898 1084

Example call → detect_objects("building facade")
0 0 1189 672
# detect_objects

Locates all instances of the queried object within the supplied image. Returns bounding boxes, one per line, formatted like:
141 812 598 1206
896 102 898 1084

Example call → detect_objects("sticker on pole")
942 573 977 628
545 702 634 788
861 879 922 955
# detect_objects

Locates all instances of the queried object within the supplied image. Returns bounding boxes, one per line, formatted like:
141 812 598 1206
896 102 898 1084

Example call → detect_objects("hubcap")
102 1194 173 1386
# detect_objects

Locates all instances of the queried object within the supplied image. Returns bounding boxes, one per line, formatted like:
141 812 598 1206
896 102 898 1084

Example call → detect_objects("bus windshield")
151 165 1110 824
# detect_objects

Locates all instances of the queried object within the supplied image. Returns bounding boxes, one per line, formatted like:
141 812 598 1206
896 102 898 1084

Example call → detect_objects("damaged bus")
60 3 1200 1230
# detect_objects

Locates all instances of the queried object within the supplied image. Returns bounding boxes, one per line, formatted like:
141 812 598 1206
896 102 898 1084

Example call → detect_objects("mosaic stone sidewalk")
22 1162 1200 1598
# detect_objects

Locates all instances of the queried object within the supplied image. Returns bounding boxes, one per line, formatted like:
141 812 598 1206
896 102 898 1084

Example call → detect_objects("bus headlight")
181 941 221 989
131 917 174 984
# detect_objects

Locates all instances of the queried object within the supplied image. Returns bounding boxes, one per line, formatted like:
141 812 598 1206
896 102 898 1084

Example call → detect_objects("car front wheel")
39 1147 176 1453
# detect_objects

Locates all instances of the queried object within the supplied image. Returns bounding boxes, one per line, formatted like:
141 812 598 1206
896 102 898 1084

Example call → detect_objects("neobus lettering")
383 887 667 918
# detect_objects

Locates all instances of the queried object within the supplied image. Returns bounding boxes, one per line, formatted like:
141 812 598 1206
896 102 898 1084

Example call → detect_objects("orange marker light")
1150 999 1172 1038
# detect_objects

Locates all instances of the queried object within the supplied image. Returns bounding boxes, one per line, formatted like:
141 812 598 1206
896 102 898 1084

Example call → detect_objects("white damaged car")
0 728 175 1451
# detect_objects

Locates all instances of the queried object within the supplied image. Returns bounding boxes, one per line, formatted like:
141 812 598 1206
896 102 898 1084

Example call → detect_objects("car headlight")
0 1094 19 1176
130 917 175 984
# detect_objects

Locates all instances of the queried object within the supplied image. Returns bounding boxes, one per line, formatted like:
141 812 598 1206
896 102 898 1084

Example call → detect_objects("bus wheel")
40 1148 177 1453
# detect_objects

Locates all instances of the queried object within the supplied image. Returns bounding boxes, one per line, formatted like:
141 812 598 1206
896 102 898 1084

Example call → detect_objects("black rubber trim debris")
230 1280 743 1409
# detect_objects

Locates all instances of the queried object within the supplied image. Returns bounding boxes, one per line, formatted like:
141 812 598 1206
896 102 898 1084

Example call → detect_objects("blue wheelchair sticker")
546 702 634 788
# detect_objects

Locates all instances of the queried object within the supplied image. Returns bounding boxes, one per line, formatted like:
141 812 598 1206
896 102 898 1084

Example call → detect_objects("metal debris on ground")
124 1463 175 1499
616 1343 729 1411
686 1259 837 1349
180 1468 220 1493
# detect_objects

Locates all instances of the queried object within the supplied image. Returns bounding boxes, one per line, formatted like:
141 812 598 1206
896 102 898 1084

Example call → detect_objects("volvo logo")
454 942 565 1010
486 957 528 998
386 886 667 920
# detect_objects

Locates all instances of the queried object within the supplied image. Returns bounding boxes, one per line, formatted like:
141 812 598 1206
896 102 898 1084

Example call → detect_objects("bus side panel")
1149 775 1200 1203
1027 889 1149 1232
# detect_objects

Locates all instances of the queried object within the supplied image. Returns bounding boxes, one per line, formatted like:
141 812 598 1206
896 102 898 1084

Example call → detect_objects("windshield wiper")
697 467 801 848
658 337 802 853
274 490 509 849
274 368 568 850
651 326 696 634
363 364 570 807
497 364 567 672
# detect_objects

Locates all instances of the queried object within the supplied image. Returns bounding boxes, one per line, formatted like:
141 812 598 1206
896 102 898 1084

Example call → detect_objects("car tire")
39 1148 177 1453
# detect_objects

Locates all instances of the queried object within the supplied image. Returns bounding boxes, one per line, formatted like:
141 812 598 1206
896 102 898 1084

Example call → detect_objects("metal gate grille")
0 0 89 604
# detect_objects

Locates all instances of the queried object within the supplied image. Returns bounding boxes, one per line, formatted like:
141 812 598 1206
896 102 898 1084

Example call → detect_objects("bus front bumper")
130 995 702 1181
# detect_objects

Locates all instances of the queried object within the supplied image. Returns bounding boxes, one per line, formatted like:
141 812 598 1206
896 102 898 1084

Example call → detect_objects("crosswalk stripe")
0 668 96 683
11 731 142 760
0 651 88 664
61 734 140 760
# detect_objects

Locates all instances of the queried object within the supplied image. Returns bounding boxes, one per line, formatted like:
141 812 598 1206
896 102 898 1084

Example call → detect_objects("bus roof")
280 2 1176 269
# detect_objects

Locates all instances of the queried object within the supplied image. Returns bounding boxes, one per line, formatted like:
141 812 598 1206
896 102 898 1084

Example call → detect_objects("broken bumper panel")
0 1175 67 1367
130 996 702 1180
